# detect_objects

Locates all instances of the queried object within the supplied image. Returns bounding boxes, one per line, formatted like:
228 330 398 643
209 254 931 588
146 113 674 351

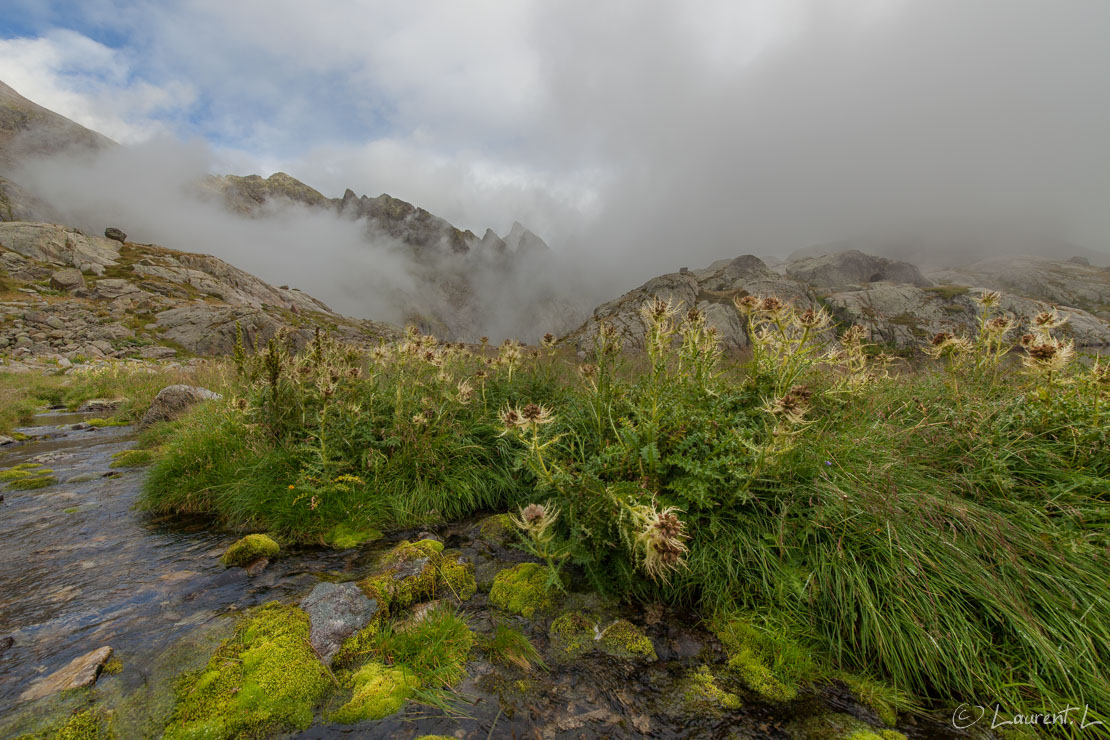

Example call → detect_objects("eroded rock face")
139 384 222 428
300 582 379 663
0 222 120 275
49 268 84 292
19 646 112 702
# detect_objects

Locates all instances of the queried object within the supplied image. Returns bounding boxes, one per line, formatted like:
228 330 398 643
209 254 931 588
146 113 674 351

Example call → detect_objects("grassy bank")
0 361 231 434
139 306 1109 724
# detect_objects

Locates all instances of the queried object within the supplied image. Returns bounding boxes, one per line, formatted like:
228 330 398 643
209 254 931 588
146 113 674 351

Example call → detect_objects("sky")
2 0 1110 278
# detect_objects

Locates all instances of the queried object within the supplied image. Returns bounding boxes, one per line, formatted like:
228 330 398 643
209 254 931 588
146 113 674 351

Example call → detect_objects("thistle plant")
615 498 689 582
735 296 831 396
971 291 1015 382
829 325 891 393
677 306 723 390
500 402 561 482
509 501 570 590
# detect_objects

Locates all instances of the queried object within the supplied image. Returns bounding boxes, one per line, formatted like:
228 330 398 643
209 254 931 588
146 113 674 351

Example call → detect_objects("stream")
0 415 964 739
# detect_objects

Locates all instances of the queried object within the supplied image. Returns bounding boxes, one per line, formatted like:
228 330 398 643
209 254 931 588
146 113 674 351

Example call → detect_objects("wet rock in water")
300 581 379 663
0 635 12 655
220 534 280 567
49 268 85 292
76 398 123 413
103 227 127 243
0 435 14 447
548 611 657 662
139 384 221 428
244 557 270 577
354 539 475 616
19 645 113 702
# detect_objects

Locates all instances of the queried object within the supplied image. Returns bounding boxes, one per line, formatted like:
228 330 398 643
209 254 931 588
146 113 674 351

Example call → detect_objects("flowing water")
0 416 963 739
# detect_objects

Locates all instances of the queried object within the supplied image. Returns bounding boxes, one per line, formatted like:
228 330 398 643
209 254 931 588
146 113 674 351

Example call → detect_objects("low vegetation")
139 298 1108 724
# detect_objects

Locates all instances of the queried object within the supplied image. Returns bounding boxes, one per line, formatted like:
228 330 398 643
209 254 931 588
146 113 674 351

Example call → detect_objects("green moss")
788 713 903 740
477 513 516 544
101 658 122 676
0 464 52 481
925 285 970 300
839 673 913 727
325 523 382 549
598 619 656 660
489 563 558 618
415 736 456 740
220 534 280 566
84 418 128 428
548 612 655 662
109 449 156 468
711 617 809 704
63 507 79 514
682 664 742 711
333 621 382 671
163 603 332 739
356 541 475 615
330 662 417 723
7 475 58 490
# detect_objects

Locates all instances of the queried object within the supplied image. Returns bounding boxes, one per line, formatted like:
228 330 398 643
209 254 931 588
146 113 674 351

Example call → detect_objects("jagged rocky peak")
785 249 931 289
502 221 550 255
208 172 331 213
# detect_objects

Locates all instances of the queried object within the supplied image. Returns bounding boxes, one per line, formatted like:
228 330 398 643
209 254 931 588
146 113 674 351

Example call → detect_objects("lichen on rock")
162 602 331 740
488 562 558 618
220 534 279 567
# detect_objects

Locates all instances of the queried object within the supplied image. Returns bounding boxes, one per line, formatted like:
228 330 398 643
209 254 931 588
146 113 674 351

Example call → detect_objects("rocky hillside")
0 221 397 362
565 249 1110 353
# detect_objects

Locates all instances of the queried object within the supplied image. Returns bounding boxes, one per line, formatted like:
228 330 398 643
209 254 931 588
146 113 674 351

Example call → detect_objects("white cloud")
0 29 195 144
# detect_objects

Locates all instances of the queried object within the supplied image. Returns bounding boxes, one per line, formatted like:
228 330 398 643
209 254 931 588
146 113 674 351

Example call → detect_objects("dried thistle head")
542 332 556 348
842 325 867 345
759 296 784 314
1033 309 1066 332
510 501 560 542
768 385 812 424
985 316 1015 336
577 363 597 381
640 297 677 329
499 406 523 429
734 295 761 315
797 307 830 330
633 504 689 581
976 290 1001 308
520 402 555 427
1022 336 1074 374
456 379 474 403
411 412 428 425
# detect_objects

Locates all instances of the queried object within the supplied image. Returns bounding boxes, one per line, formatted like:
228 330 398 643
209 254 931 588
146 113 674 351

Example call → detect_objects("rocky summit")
566 249 1110 353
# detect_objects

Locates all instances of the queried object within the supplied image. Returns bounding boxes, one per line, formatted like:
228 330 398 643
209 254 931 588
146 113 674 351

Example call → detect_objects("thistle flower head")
842 325 867 345
985 316 1015 336
976 290 1001 308
1022 336 1075 373
734 295 761 315
510 501 560 543
499 406 523 429
456 379 474 402
520 402 555 427
768 385 812 424
542 332 556 348
797 307 830 330
632 504 689 581
1033 309 1066 331
759 296 784 314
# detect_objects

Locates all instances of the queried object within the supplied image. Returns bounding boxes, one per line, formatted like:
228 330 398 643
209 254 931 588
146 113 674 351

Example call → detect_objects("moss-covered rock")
220 534 279 566
548 611 656 661
109 449 156 468
1 464 58 490
163 603 331 739
355 540 475 615
788 712 906 740
330 662 418 724
710 617 804 704
476 513 516 545
681 664 742 711
6 474 58 490
11 707 114 740
325 523 382 549
488 562 558 618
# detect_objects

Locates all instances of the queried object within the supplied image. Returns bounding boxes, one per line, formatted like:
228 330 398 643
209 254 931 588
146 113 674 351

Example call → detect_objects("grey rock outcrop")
104 227 127 243
0 222 120 274
786 249 930 289
139 385 222 428
300 582 379 663
49 268 85 292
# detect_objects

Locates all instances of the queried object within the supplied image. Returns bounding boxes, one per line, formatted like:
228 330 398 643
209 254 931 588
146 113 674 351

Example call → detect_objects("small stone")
19 646 113 702
300 581 379 663
245 557 270 577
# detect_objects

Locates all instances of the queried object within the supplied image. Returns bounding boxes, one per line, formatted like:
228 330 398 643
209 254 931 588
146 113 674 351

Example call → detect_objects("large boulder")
49 268 85 292
103 227 127 243
139 384 221 428
300 581 379 663
0 222 120 274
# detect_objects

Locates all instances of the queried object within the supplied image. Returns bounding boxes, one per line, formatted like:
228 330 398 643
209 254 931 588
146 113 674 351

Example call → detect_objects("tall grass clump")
141 306 1109 724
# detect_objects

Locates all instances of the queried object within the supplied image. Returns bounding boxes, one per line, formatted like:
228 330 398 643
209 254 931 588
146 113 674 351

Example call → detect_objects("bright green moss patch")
0 464 51 481
84 418 128 428
549 611 656 661
333 620 383 671
477 513 515 544
7 475 58 490
10 707 115 740
331 662 417 723
101 658 123 676
711 616 810 704
163 603 331 740
789 713 906 740
682 664 742 711
109 449 157 468
356 541 475 614
325 523 382 549
839 673 913 727
489 562 558 618
598 619 656 660
220 534 280 566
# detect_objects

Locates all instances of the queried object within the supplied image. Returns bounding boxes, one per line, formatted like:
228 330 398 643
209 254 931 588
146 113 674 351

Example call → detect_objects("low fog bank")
13 139 595 341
